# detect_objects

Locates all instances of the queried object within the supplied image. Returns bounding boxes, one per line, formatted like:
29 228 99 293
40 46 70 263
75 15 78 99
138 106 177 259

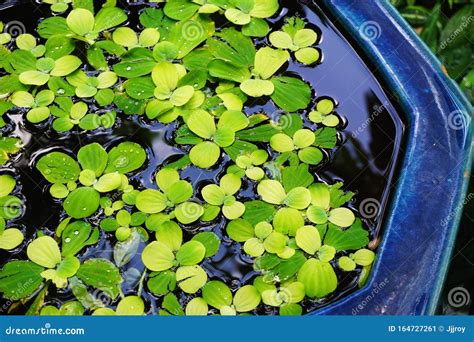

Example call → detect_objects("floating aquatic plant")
0 0 378 316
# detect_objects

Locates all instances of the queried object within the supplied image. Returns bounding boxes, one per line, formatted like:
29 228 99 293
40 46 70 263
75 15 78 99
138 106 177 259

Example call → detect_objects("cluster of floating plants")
0 0 376 316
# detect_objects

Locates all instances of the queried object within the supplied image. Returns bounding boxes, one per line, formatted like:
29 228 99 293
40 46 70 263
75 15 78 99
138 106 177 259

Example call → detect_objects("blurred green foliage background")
392 0 473 315
392 0 473 103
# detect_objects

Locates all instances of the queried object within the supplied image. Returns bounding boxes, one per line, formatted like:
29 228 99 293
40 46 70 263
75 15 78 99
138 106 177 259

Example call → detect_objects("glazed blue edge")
315 0 473 315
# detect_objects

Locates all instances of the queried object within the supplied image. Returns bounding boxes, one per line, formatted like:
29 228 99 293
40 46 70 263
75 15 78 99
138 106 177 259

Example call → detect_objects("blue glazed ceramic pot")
314 0 473 315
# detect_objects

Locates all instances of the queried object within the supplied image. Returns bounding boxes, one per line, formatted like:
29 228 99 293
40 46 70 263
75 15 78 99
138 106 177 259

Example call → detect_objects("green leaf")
270 133 294 153
189 142 220 168
318 245 336 262
94 7 128 33
37 17 71 39
187 110 216 139
37 152 80 184
136 189 168 214
282 164 314 191
273 208 304 236
294 29 318 48
139 28 161 47
207 28 255 68
202 280 232 309
192 232 220 257
61 221 97 257
63 187 99 218
9 50 37 73
19 70 49 86
114 57 156 78
176 265 207 294
176 241 206 266
170 86 195 106
77 143 107 177
186 297 208 316
236 125 279 143
94 172 122 193
167 17 215 59
164 0 200 21
243 237 264 257
295 47 320 65
0 228 24 250
125 77 155 100
116 296 144 316
328 183 354 209
27 236 61 269
271 77 311 112
50 55 81 77
242 18 270 37
314 128 337 148
328 208 355 227
155 221 183 251
113 27 138 47
105 142 146 174
142 241 175 272
0 174 16 197
139 8 165 29
280 303 303 316
283 187 311 209
67 8 94 36
257 180 286 204
324 219 369 251
0 261 43 300
351 249 375 266
274 251 306 281
209 60 251 83
227 219 254 242
76 258 121 299
295 225 321 255
240 79 274 97
233 285 260 312
243 200 275 225
11 91 35 107
269 31 293 49
56 256 80 279
263 232 287 254
249 0 279 18
148 271 176 295
254 47 289 79
218 110 250 132
338 256 356 271
225 8 251 25
297 258 337 298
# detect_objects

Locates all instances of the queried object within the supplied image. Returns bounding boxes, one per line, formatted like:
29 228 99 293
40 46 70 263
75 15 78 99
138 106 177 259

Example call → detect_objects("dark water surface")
0 0 405 314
